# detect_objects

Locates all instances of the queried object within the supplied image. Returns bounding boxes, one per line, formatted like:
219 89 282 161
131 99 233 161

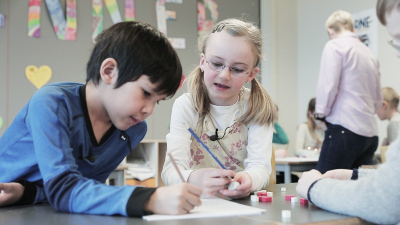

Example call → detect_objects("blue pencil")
187 127 227 169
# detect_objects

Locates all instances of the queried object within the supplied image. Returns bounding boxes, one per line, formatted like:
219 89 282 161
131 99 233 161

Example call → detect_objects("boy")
377 87 400 145
0 21 202 216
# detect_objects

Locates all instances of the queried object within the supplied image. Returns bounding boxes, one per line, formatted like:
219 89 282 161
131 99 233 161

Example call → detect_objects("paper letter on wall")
28 0 41 37
92 0 133 42
197 0 219 36
28 0 77 40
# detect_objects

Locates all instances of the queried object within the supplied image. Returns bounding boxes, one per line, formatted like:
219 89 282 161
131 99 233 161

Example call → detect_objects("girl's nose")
218 66 231 80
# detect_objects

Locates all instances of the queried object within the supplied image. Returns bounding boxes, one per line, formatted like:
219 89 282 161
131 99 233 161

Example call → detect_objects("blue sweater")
0 82 153 216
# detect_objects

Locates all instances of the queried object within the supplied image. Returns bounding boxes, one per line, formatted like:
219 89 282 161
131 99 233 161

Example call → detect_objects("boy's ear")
100 58 119 85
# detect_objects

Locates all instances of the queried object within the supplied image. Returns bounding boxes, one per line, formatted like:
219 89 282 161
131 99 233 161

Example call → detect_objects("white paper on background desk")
126 162 155 181
142 196 266 221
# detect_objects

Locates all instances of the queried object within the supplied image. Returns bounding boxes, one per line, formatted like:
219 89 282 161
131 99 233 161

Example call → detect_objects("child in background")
295 98 326 152
162 18 277 198
377 87 400 146
273 104 289 158
273 104 289 146
0 21 202 216
296 1 400 223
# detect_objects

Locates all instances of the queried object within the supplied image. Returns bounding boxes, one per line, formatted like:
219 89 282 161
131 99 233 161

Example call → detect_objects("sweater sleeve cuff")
14 180 37 206
126 187 157 217
350 169 358 180
307 179 321 205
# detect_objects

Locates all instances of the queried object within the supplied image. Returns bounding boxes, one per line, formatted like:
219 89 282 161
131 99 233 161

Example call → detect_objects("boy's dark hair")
86 21 182 97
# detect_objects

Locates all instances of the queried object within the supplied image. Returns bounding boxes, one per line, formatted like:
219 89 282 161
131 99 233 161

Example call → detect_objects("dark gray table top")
0 183 368 225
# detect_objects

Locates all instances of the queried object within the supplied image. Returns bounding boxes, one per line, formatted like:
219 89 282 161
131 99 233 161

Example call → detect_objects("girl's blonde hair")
306 98 322 147
376 0 400 25
325 10 354 33
186 18 276 126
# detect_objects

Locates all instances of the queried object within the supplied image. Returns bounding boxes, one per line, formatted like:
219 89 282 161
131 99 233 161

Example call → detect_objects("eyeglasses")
205 57 252 77
388 39 400 52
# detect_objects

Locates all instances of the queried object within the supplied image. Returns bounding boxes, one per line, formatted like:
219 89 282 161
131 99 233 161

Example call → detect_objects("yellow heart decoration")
25 65 52 89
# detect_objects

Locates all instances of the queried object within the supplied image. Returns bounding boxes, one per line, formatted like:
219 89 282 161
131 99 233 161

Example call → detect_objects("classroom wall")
0 0 260 138
2 0 399 152
260 0 298 155
0 1 8 138
262 0 400 153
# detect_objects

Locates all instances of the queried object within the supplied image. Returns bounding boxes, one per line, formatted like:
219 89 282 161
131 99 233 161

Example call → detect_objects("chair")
380 146 389 163
268 148 276 186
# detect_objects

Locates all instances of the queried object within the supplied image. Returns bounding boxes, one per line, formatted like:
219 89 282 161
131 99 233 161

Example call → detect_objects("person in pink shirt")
314 10 382 173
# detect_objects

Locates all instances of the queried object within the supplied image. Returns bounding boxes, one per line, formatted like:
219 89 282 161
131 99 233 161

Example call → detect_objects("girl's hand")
188 168 236 197
220 172 252 198
0 182 25 206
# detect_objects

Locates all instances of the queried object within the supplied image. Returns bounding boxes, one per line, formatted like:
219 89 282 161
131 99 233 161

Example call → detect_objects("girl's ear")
100 58 119 85
247 67 259 82
199 53 206 71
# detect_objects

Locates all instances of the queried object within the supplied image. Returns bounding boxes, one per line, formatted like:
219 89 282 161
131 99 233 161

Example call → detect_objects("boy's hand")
220 172 252 198
0 182 24 206
188 168 236 196
144 183 202 215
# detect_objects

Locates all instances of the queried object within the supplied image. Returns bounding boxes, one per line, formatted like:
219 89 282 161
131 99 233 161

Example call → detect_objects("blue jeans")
316 123 378 174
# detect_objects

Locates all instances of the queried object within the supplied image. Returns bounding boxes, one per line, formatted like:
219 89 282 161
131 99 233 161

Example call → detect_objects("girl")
295 98 326 151
162 19 276 198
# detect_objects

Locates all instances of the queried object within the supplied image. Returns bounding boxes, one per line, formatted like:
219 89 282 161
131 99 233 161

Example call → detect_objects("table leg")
283 165 291 183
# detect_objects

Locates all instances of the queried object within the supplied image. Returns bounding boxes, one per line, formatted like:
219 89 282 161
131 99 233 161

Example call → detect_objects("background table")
275 157 318 183
0 183 369 225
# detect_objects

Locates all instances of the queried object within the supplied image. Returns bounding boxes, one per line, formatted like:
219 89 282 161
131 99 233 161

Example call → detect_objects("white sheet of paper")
142 197 266 221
